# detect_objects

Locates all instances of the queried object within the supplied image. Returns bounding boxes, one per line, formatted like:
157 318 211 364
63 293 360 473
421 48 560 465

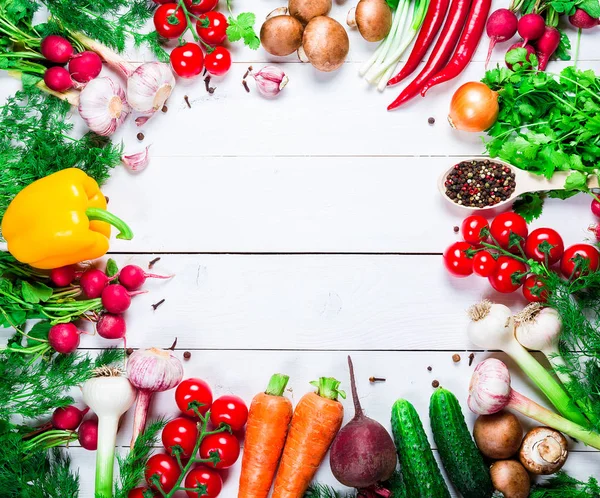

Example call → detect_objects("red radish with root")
50 265 78 287
506 42 536 69
118 265 172 291
80 269 110 298
52 405 90 430
68 51 102 83
517 13 545 44
44 67 73 93
78 418 99 450
485 9 518 67
40 35 74 64
97 313 127 340
48 323 81 354
101 284 145 314
569 8 599 28
535 26 561 70
591 198 600 218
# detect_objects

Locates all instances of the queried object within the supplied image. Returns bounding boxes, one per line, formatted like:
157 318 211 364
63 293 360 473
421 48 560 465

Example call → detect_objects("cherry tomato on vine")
524 228 564 265
210 395 248 431
199 432 240 469
154 4 187 39
443 241 474 277
489 212 528 250
488 256 527 293
523 275 549 303
461 215 489 245
196 12 228 46
472 251 498 277
204 46 231 76
184 0 219 15
184 466 223 498
560 244 600 278
128 488 156 498
176 378 213 417
145 453 181 492
170 43 204 78
162 417 199 458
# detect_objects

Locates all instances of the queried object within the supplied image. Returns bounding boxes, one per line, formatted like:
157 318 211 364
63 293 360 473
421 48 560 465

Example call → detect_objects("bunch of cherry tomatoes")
129 378 248 498
153 0 232 79
443 211 600 302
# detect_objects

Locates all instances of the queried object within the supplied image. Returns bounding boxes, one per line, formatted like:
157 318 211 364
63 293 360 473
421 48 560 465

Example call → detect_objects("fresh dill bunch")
114 418 167 498
530 471 600 497
304 484 356 498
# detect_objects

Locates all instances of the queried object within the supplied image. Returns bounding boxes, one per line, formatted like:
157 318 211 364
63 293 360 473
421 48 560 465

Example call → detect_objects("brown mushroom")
519 427 568 475
289 0 332 24
299 16 349 72
490 460 531 498
347 0 392 42
473 411 524 459
260 15 305 56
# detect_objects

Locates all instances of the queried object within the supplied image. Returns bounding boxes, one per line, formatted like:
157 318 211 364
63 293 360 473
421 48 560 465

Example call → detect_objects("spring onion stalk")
82 367 136 498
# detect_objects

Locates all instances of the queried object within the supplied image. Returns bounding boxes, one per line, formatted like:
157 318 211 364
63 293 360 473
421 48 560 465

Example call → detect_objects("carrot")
238 373 293 498
272 377 346 498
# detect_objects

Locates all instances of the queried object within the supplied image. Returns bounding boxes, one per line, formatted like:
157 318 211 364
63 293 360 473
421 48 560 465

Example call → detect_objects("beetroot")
485 9 519 67
44 67 73 93
118 264 172 291
40 35 73 64
569 8 599 29
329 356 397 489
535 26 561 71
68 51 102 83
48 323 81 354
52 405 89 430
506 42 536 70
97 313 127 340
78 418 99 450
517 13 545 43
50 265 77 287
80 268 109 298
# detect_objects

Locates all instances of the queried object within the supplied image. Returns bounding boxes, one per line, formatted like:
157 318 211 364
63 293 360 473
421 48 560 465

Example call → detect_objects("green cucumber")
391 399 450 498
430 388 493 498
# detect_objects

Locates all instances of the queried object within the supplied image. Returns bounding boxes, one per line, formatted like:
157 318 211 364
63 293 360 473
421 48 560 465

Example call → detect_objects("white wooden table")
2 0 600 495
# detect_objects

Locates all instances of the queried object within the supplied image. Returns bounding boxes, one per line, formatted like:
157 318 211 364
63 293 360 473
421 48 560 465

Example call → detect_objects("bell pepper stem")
86 208 134 240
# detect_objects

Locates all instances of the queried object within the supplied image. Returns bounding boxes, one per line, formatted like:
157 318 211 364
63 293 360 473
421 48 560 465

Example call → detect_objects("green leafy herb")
513 192 546 222
304 484 356 498
530 471 600 497
106 258 120 278
226 12 260 49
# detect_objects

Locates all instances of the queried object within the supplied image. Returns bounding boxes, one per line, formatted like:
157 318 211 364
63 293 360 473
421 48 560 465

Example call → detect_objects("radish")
68 51 102 83
506 42 536 70
52 405 90 430
485 9 519 68
97 313 127 340
48 323 81 354
40 35 74 64
535 26 561 71
330 356 397 489
78 418 99 450
101 284 145 314
118 264 172 291
50 265 78 287
80 269 109 298
592 198 600 218
517 13 546 44
569 8 599 29
44 66 74 93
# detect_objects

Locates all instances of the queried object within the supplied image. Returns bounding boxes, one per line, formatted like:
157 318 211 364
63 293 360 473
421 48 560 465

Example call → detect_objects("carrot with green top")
272 377 346 498
238 374 293 498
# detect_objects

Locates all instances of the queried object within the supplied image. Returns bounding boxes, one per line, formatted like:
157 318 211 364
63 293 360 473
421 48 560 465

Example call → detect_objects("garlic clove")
252 66 289 98
122 146 151 173
127 62 175 121
78 77 130 136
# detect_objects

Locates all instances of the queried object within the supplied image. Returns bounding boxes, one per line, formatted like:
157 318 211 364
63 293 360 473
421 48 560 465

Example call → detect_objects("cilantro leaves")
226 12 260 49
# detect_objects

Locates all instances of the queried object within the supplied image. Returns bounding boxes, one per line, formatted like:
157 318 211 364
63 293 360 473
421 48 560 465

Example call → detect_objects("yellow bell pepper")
1 168 133 269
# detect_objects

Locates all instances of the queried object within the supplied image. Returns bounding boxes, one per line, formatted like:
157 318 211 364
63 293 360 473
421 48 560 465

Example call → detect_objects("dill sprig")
530 471 600 497
304 484 356 498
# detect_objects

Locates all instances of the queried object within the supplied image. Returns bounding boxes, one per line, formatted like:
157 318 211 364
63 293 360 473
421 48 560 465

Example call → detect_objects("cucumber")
390 399 450 498
429 388 493 498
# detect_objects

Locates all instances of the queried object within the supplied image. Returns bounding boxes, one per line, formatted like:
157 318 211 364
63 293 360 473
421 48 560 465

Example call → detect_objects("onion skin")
448 81 499 132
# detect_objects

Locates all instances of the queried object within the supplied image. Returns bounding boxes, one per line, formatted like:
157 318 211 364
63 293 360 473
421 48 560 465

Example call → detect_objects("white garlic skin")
122 146 151 173
252 66 289 98
468 358 511 415
127 62 176 114
78 77 130 136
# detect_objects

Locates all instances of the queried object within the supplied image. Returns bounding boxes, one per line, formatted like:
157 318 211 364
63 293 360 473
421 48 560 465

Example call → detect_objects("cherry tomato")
461 215 489 245
145 453 180 492
128 488 156 498
523 275 549 303
204 47 231 76
171 43 204 78
472 251 498 277
184 466 223 498
489 212 528 251
210 395 248 431
524 228 564 265
184 0 219 14
199 432 240 469
196 12 228 46
560 244 600 278
154 4 187 39
176 378 213 417
162 417 199 458
443 241 474 277
488 256 527 293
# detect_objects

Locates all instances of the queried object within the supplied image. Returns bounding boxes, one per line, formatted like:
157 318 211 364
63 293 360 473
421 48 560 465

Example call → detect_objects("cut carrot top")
310 377 346 401
265 373 290 396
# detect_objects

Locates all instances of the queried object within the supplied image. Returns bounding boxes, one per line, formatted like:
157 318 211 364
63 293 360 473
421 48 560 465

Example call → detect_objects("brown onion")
448 82 499 132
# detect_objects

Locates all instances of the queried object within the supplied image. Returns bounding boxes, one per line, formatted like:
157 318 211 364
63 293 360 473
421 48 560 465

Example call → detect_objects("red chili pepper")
387 0 450 87
387 0 472 111
420 0 492 95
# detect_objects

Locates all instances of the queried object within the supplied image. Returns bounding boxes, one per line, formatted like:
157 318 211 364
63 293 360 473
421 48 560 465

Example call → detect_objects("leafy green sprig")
530 471 600 497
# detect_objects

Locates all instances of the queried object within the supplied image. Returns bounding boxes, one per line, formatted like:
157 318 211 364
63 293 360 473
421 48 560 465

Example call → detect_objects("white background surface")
1 0 600 495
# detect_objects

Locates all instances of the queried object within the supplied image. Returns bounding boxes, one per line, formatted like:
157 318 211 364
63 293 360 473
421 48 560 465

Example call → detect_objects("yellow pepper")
1 168 133 269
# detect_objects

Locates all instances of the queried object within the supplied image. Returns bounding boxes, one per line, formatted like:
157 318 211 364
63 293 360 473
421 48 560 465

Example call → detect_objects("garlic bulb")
468 358 511 415
78 77 130 136
252 66 289 98
122 146 151 173
127 62 175 119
